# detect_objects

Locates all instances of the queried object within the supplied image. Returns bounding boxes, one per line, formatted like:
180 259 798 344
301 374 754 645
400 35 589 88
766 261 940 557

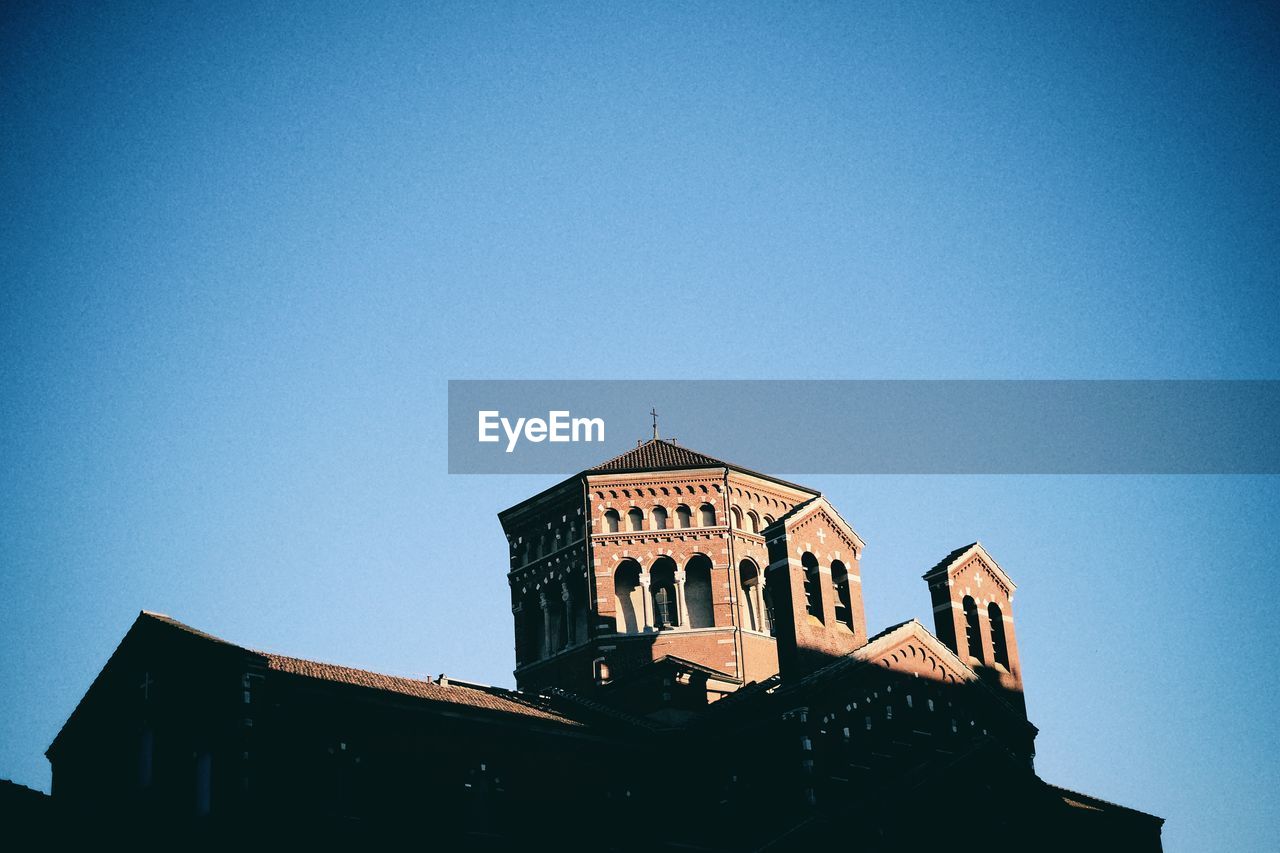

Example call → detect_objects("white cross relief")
975 572 983 587
816 528 827 545
140 671 155 700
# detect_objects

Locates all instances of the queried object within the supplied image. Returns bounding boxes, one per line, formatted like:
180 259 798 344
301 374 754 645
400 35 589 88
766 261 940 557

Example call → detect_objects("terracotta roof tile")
261 653 583 726
132 613 585 728
590 438 729 472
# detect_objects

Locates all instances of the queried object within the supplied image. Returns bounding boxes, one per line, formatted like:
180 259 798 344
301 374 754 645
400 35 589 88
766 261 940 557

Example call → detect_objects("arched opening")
988 602 1010 669
604 509 620 533
762 569 778 636
801 552 824 623
521 593 544 662
962 596 983 662
652 506 668 530
627 507 644 532
650 557 679 629
676 505 692 528
747 511 760 534
832 560 853 631
763 514 774 527
730 506 743 529
568 576 588 646
739 559 762 632
699 503 716 526
549 590 567 653
614 561 643 633
684 555 715 628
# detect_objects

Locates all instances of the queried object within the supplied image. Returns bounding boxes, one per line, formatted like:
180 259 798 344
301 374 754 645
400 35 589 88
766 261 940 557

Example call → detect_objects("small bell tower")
923 542 1024 711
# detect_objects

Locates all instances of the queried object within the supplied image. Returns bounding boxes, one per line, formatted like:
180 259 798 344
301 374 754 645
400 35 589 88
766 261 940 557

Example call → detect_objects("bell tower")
761 496 867 679
923 542 1024 711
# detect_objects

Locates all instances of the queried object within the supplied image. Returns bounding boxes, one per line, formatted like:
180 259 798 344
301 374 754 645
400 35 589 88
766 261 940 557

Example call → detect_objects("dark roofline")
49 611 591 758
1046 783 1166 825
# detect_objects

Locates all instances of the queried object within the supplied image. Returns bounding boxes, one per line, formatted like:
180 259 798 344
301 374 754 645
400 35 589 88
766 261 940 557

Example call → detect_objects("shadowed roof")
260 651 583 726
50 611 586 756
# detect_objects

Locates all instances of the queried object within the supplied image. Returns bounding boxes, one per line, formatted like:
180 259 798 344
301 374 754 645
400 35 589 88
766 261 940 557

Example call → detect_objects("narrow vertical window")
604 509 620 533
962 596 983 662
801 552 824 622
831 560 853 631
988 602 1010 669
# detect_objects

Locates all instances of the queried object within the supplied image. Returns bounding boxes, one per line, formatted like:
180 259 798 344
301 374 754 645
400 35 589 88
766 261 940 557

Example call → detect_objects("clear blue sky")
2 3 1277 850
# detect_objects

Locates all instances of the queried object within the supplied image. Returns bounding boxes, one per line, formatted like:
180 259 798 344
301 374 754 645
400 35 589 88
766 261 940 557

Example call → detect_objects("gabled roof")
921 541 1016 592
260 652 583 726
769 619 1037 734
49 611 587 757
763 494 866 550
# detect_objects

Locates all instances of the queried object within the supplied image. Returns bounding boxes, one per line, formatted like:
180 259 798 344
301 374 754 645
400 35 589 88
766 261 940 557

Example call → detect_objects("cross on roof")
650 408 659 440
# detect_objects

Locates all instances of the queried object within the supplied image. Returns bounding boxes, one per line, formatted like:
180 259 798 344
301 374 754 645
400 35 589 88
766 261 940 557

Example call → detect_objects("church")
41 437 1164 850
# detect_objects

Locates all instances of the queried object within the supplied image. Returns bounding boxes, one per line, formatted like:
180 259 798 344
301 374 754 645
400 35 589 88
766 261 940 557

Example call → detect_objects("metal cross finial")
650 408 659 440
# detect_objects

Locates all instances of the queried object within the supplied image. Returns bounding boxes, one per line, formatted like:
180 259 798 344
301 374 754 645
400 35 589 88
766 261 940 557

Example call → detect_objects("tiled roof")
136 613 584 728
262 653 582 727
590 438 730 472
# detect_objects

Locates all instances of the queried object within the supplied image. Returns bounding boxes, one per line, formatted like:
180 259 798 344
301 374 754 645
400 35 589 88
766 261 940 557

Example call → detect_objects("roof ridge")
589 437 728 472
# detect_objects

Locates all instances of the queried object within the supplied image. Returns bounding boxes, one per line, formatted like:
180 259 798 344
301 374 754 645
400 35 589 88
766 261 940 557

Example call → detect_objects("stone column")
561 582 573 646
539 591 552 656
673 568 688 628
638 572 653 631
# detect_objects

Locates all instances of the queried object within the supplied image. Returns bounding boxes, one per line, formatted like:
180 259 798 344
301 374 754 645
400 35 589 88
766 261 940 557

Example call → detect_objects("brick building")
44 438 1164 850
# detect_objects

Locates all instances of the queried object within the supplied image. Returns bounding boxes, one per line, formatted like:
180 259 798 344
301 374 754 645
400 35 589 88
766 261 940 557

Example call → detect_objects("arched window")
614 561 643 633
962 596 983 662
676 505 692 528
763 514 774 527
801 552 823 622
739 559 762 632
684 555 714 628
832 560 853 631
521 593 544 662
731 506 743 529
747 511 760 534
652 506 668 530
650 557 678 629
763 569 778 637
604 509 620 533
567 577 588 647
627 507 644 532
550 590 567 653
988 602 1010 669
699 503 716 526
